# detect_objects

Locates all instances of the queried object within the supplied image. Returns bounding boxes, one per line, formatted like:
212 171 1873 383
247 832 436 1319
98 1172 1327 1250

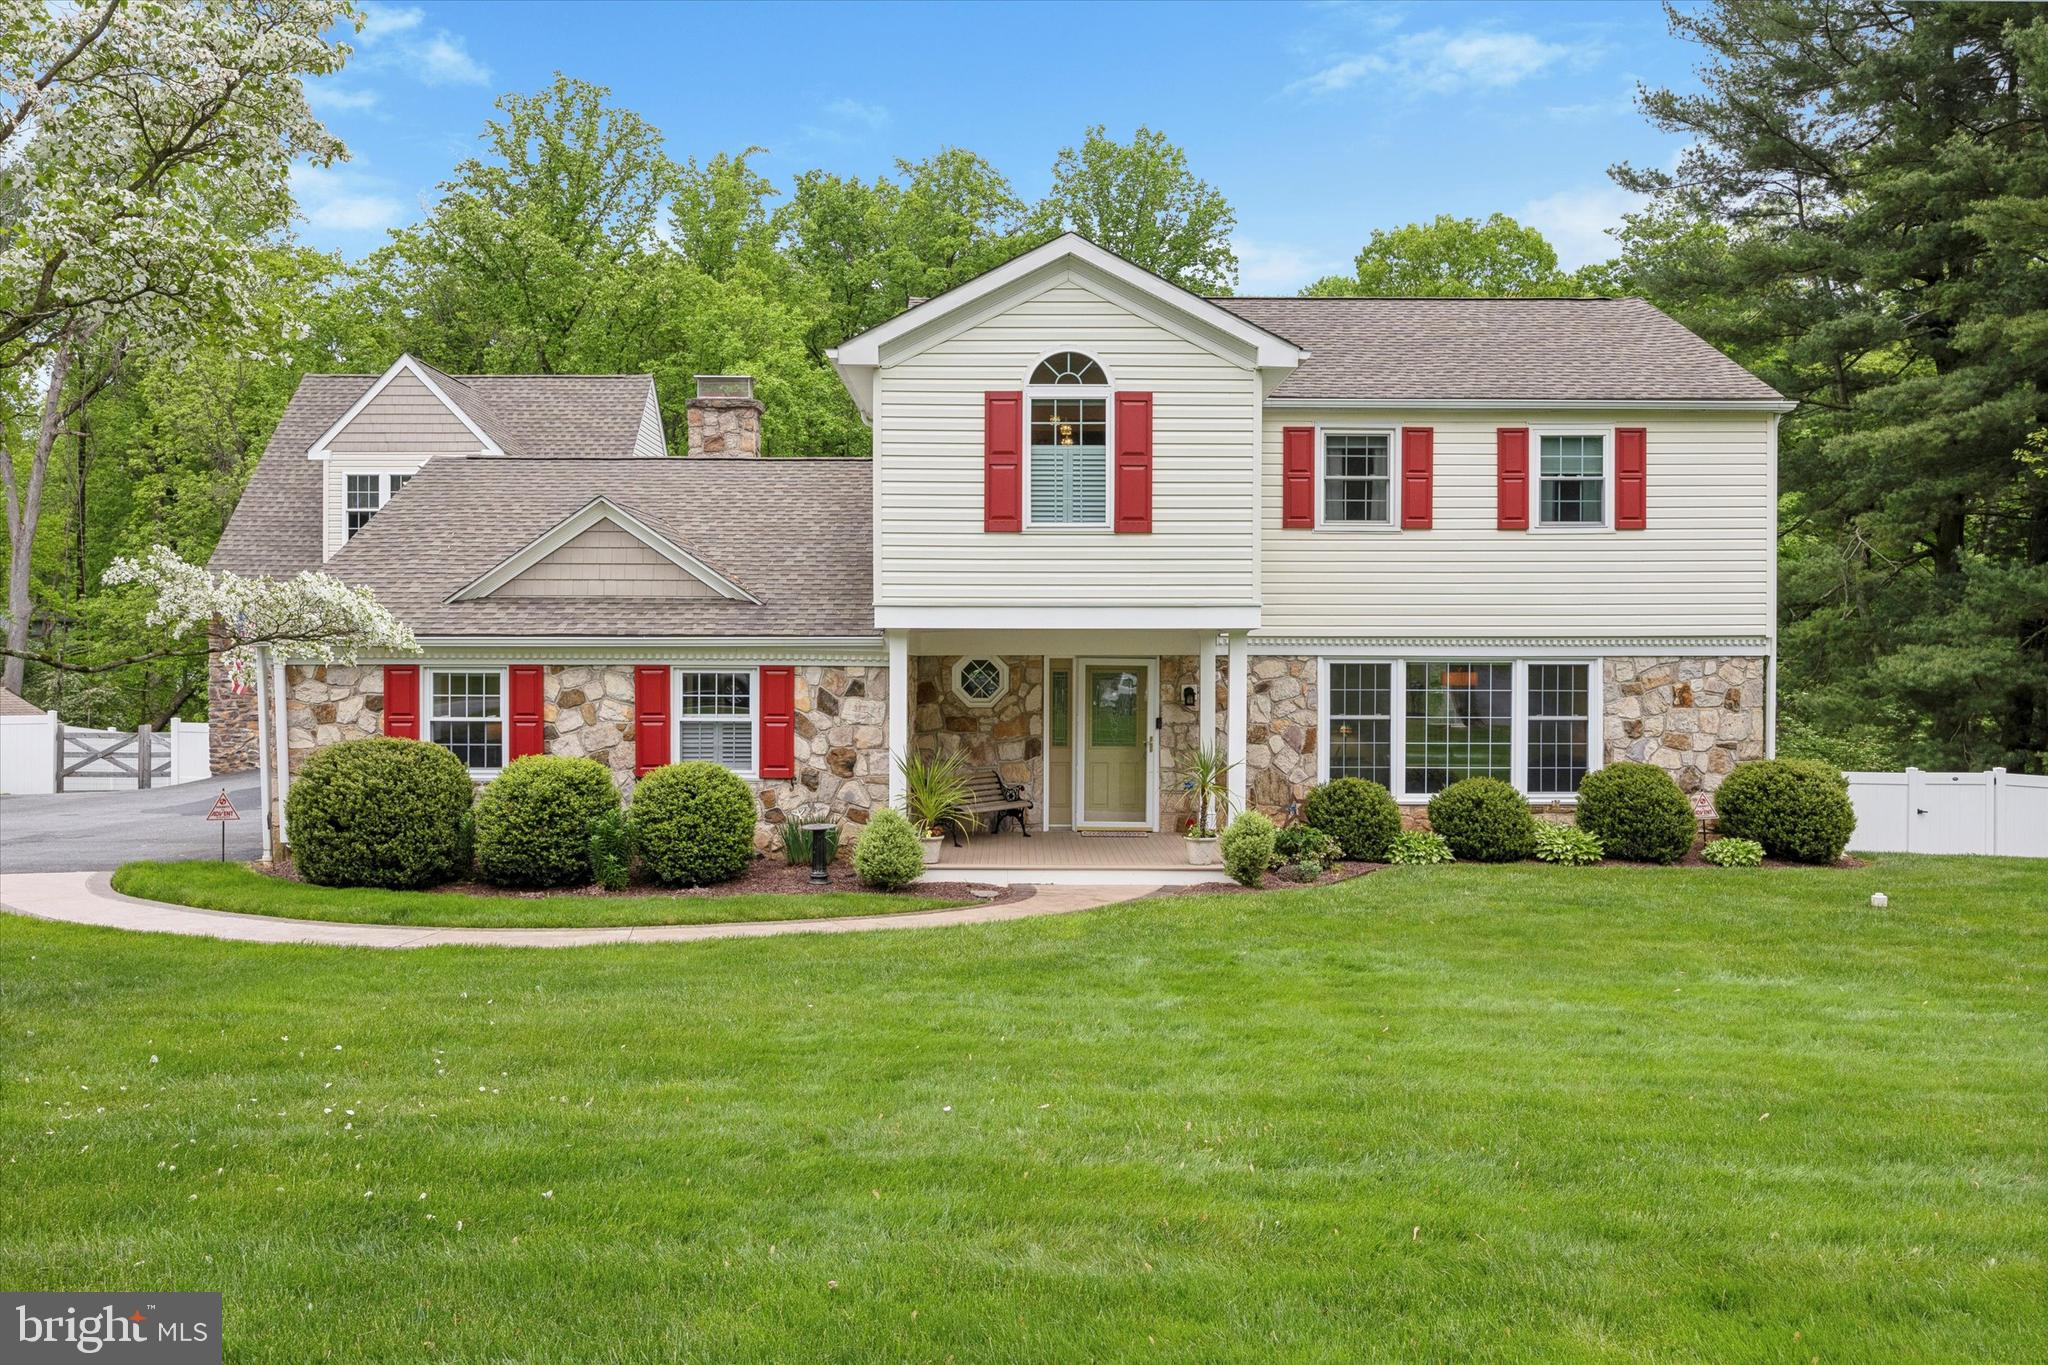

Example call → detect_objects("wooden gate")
54 724 170 792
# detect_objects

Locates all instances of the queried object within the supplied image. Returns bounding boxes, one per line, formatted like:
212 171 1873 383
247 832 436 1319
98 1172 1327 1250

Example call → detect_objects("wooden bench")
955 768 1033 844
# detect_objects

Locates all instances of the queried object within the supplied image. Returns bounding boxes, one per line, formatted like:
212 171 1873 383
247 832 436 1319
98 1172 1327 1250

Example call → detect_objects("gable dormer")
451 496 757 604
308 354 505 459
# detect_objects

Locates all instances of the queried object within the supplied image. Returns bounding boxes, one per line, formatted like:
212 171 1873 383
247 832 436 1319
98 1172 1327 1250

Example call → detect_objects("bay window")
675 669 755 773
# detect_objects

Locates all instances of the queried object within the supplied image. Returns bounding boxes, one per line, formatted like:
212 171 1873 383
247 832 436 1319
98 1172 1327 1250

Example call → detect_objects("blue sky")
295 0 1703 292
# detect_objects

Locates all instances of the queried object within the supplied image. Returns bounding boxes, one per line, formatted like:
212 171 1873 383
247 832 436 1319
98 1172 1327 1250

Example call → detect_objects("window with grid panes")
1322 432 1392 525
428 671 503 771
1403 661 1514 795
1524 663 1591 794
676 670 754 771
1539 434 1605 525
1327 662 1393 787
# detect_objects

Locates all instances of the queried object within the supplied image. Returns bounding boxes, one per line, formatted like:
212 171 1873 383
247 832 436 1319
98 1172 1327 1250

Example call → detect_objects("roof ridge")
1212 295 1643 303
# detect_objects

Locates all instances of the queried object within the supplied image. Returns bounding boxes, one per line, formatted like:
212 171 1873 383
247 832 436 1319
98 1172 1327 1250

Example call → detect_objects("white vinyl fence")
1845 768 2048 858
0 711 211 795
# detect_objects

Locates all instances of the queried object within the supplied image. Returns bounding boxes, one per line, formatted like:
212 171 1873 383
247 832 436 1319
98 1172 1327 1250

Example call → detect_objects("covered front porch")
914 827 1230 886
883 626 1250 842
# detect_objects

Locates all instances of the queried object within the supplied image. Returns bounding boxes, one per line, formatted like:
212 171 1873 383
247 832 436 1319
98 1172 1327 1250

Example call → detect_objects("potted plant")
897 750 979 864
1179 746 1233 865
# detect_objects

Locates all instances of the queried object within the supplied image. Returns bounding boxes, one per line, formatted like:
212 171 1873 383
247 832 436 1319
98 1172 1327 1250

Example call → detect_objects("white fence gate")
1845 769 2048 858
0 711 210 795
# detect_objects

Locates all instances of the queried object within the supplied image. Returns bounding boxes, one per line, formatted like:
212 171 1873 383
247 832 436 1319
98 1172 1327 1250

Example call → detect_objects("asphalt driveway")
0 771 262 873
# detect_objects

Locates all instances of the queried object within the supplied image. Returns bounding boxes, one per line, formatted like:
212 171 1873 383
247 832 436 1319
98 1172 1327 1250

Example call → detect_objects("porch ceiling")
907 628 1225 656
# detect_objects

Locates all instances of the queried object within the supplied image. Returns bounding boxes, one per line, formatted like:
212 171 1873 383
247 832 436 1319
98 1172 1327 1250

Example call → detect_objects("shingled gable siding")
874 275 1258 609
282 661 889 849
1257 409 1775 639
322 369 486 454
491 523 721 599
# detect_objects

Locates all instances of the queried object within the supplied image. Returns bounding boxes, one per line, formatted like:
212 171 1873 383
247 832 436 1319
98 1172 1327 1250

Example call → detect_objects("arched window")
1025 353 1109 525
1029 351 1107 386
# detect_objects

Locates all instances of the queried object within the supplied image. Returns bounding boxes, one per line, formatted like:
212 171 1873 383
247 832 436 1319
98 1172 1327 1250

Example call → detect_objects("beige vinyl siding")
633 387 667 458
322 457 428 560
874 273 1260 608
325 370 486 454
1257 409 1774 638
491 521 719 599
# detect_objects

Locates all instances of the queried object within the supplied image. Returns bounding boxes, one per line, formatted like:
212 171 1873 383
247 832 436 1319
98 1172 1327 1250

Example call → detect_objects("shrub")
627 761 758 886
1387 830 1454 865
1300 778 1401 861
782 820 840 867
1273 824 1343 868
473 756 621 888
1701 836 1765 868
1714 759 1857 864
1426 778 1537 862
1281 860 1323 883
1533 823 1605 866
853 808 925 890
1219 810 1277 887
588 808 633 891
286 737 474 889
1573 761 1695 864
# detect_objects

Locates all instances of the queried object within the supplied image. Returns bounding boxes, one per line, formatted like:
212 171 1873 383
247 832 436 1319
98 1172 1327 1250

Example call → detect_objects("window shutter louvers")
1282 426 1316 528
1401 427 1435 530
759 665 796 779
633 665 670 776
1616 427 1648 530
382 665 419 739
1112 392 1153 533
1496 427 1530 531
983 391 1023 532
508 664 545 760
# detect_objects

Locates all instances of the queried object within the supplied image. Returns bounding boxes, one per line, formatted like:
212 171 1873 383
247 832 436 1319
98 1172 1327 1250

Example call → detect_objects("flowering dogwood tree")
99 546 417 693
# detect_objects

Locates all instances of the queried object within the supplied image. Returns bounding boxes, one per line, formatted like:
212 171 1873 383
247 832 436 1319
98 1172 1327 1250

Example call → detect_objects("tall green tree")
1618 0 2048 771
1301 213 1592 297
1037 125 1237 293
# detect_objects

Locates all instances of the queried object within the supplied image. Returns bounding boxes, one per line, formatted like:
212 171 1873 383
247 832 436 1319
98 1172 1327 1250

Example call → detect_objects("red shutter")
1113 391 1153 533
758 665 796 778
633 665 670 776
1401 427 1434 530
1496 427 1530 530
508 664 545 761
984 391 1023 532
382 665 419 739
1616 426 1648 530
1282 426 1315 528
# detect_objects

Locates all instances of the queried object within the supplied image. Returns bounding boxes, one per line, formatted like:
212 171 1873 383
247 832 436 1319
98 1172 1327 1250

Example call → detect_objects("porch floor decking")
935 829 1206 875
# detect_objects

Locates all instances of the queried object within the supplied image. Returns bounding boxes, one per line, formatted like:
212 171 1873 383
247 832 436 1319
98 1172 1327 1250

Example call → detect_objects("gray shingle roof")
1209 296 1783 404
322 458 875 639
211 370 660 577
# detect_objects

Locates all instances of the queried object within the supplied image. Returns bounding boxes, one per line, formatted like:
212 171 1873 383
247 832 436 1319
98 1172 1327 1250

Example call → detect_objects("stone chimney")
685 375 762 457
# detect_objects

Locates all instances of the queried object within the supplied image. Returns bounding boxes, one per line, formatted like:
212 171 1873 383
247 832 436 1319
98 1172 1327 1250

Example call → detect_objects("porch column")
1197 631 1218 756
886 629 909 810
1225 631 1248 817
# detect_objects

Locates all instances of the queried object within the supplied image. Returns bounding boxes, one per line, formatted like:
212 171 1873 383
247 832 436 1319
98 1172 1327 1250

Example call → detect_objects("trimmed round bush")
1219 809 1277 888
1574 761 1695 864
854 808 925 890
286 737 474 889
1713 759 1857 864
1300 778 1401 861
627 760 758 886
1701 836 1764 868
473 756 621 888
1427 777 1537 862
1387 830 1454 865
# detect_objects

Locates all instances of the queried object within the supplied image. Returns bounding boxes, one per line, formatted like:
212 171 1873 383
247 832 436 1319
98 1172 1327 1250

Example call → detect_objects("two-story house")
210 234 1790 859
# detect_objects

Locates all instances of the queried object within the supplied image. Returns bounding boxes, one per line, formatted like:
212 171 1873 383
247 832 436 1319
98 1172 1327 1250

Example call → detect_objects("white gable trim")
306 354 505 459
450 497 758 604
830 233 1306 371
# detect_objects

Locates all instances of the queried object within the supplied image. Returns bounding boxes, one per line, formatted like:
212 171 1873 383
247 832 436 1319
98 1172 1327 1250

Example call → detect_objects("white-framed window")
1025 351 1111 528
1320 429 1396 527
1319 657 1600 802
427 668 504 774
951 656 1009 709
344 471 412 539
1534 431 1611 528
675 668 756 774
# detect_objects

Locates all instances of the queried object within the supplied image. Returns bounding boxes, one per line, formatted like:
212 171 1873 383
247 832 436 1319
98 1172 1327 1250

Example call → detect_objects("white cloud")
306 85 380 113
414 33 490 86
823 97 890 131
799 97 892 146
1521 183 1646 270
343 3 488 90
1235 238 1349 294
1291 26 1577 97
291 164 406 235
354 3 424 42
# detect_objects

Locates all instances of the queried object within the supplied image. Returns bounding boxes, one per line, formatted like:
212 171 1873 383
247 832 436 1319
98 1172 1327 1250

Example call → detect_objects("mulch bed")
256 855 1028 906
1167 861 1380 895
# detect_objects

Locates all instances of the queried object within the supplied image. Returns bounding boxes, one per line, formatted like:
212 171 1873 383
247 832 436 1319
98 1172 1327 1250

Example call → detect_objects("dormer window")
1026 352 1110 527
345 472 411 538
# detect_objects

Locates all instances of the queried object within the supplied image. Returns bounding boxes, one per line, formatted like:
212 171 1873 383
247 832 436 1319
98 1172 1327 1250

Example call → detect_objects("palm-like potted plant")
898 750 979 864
1179 746 1234 865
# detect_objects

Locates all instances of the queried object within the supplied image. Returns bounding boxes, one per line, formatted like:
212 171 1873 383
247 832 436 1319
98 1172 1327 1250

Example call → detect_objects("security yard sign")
205 788 239 861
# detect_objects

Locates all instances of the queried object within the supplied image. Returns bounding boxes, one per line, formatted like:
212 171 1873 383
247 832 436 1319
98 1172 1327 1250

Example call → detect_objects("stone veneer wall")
281 661 889 849
206 624 261 774
912 656 1042 808
1242 656 1318 820
1604 656 1766 791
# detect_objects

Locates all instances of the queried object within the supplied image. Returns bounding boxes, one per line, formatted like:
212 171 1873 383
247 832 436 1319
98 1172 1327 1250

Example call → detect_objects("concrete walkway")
0 871 1157 949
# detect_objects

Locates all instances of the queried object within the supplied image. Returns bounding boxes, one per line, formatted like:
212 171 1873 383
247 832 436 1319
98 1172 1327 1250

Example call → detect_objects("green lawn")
5 855 2045 1361
108 860 960 927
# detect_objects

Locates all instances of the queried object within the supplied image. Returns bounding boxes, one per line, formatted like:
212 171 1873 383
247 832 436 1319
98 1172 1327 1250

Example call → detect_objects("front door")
1079 662 1151 827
